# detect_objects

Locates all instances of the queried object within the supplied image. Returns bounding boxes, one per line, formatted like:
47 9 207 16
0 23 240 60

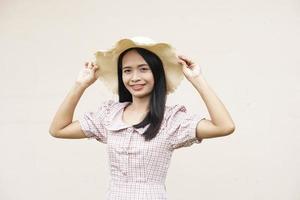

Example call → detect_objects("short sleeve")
78 99 115 143
166 105 206 150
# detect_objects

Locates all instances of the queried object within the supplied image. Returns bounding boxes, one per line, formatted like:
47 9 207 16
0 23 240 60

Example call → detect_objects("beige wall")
0 0 299 199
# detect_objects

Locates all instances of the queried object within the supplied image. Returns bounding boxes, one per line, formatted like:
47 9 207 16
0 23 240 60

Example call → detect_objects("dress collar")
105 101 150 135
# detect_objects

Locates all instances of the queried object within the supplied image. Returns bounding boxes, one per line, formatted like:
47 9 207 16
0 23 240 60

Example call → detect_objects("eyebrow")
122 63 148 69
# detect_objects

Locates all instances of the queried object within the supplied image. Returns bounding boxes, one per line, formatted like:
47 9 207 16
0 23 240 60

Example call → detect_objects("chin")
130 90 152 98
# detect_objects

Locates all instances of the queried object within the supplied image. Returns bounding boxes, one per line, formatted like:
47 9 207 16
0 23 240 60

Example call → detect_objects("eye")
140 67 149 71
123 69 131 73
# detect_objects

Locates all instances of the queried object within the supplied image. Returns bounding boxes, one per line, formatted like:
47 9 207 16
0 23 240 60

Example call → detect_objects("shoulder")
98 99 118 110
165 104 188 117
164 104 189 125
94 99 123 116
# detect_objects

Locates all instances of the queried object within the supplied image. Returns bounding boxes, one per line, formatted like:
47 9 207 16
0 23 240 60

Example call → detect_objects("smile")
131 84 145 90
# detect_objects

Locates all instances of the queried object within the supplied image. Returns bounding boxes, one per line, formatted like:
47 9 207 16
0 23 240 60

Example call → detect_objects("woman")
49 37 235 200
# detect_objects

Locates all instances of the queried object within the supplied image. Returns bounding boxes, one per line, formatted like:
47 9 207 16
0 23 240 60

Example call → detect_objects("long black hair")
117 47 167 141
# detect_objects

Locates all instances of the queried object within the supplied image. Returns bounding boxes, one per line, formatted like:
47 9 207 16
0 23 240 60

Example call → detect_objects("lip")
131 84 145 90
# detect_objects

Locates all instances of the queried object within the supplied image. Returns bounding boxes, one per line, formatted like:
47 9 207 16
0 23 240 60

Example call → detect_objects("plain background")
1 0 299 199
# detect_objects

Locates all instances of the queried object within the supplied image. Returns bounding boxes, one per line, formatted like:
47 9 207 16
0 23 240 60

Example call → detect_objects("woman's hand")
177 55 202 80
76 61 100 88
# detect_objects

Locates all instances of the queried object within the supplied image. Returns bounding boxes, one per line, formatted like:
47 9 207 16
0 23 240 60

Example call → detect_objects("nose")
131 71 141 82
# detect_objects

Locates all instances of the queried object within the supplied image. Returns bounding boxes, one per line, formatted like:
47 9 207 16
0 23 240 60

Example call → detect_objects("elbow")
49 127 58 138
223 124 236 135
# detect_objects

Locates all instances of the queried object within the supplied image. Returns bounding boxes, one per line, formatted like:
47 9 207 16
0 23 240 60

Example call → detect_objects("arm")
49 83 87 138
178 55 235 139
49 62 99 139
190 75 235 138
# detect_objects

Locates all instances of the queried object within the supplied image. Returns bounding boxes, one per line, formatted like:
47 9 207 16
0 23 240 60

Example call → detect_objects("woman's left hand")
177 55 202 80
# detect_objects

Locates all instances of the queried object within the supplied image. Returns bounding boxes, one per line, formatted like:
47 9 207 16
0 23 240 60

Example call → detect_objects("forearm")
189 75 235 129
49 83 87 134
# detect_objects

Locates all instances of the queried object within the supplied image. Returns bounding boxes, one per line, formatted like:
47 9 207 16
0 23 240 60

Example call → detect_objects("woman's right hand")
76 61 100 88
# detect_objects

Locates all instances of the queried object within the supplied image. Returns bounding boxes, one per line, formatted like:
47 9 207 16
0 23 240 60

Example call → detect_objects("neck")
128 96 150 113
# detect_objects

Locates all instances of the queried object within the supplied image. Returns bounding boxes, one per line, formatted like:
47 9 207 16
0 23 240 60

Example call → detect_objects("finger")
88 62 93 69
177 60 187 67
178 54 190 60
92 62 99 69
178 57 188 64
180 57 192 65
178 55 190 63
178 55 194 65
177 56 187 64
178 55 189 61
92 65 99 72
93 64 99 69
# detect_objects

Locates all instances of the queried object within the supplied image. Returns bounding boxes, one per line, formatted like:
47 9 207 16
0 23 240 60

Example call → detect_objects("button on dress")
78 99 206 200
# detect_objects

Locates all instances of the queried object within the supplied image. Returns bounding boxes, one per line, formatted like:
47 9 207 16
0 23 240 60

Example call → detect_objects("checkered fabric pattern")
79 100 206 200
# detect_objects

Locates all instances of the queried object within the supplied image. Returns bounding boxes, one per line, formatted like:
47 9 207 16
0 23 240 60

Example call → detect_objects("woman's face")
121 49 154 99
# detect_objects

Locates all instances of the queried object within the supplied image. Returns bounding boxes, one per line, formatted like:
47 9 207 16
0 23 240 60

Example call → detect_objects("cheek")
122 75 129 83
147 77 155 89
148 74 155 85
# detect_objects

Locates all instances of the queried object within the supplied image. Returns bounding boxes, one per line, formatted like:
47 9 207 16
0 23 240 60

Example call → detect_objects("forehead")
122 50 147 67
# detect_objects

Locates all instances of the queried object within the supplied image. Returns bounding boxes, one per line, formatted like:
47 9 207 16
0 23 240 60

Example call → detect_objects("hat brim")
94 38 184 95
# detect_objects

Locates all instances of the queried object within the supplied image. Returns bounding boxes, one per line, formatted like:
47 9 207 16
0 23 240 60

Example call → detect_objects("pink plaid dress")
79 99 206 200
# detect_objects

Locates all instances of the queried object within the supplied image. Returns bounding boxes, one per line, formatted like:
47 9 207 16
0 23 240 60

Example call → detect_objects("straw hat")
94 36 184 95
